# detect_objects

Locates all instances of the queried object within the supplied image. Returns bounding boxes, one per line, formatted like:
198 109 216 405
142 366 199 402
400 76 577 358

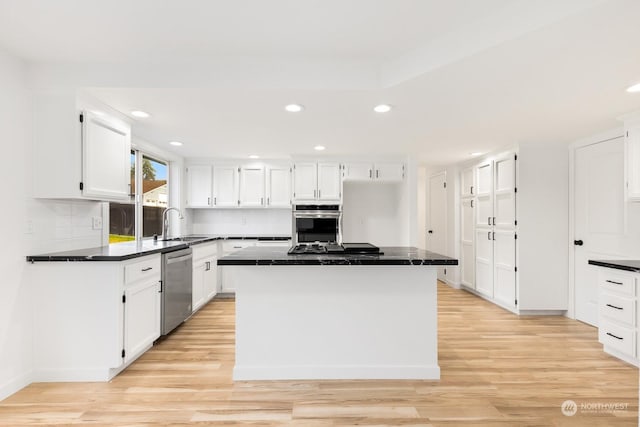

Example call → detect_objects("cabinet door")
293 163 317 201
266 166 292 207
124 279 161 364
493 230 516 309
186 165 213 207
475 161 494 228
461 167 475 197
82 111 131 200
475 229 494 298
475 161 493 196
460 198 475 288
204 257 218 300
494 155 516 229
374 163 404 182
192 261 206 311
317 162 341 201
343 163 373 181
626 124 640 201
239 166 265 207
213 165 239 207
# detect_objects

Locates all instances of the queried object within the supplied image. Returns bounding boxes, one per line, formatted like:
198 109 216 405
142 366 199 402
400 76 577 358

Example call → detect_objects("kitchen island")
218 246 457 381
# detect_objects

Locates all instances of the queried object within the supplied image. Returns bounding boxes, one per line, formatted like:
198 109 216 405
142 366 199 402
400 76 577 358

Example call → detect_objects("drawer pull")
606 332 624 340
605 303 623 310
233 246 242 249
606 280 623 285
141 267 153 272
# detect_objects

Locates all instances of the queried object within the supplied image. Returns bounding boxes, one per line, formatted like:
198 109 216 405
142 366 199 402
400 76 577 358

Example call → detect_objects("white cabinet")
624 117 640 201
219 240 257 293
213 165 240 207
32 254 162 381
293 162 341 202
317 163 341 201
239 166 265 207
342 162 405 182
192 242 218 311
186 165 213 207
465 153 518 311
293 162 318 201
596 268 638 364
266 165 292 207
461 166 475 197
33 92 131 201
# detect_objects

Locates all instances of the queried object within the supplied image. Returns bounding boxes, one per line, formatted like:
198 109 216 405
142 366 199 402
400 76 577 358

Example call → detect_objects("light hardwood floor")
1 282 637 426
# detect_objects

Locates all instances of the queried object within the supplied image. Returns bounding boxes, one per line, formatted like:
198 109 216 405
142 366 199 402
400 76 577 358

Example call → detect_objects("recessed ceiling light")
285 104 304 113
471 152 483 156
169 141 183 146
314 145 326 151
131 110 151 118
249 155 259 159
374 104 392 113
627 83 640 93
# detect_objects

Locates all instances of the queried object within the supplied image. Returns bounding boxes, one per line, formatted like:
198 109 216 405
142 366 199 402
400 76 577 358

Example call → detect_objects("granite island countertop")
217 246 458 266
26 235 291 262
588 259 640 273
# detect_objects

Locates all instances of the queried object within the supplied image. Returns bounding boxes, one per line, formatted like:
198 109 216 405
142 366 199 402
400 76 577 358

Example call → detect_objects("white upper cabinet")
186 165 213 207
624 116 640 201
239 165 265 207
82 111 131 200
461 166 475 197
33 92 131 201
493 155 516 229
342 162 404 182
293 162 319 201
343 163 373 181
317 163 341 201
266 165 292 207
213 165 240 207
374 163 404 182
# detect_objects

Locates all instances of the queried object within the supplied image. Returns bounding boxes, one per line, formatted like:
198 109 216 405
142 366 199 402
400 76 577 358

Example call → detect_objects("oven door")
294 212 340 244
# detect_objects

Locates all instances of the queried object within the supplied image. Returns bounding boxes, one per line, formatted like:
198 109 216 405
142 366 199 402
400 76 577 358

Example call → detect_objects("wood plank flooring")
1 282 637 426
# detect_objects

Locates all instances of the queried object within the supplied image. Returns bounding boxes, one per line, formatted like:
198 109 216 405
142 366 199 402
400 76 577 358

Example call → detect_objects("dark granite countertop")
217 246 458 266
26 235 291 262
589 259 640 273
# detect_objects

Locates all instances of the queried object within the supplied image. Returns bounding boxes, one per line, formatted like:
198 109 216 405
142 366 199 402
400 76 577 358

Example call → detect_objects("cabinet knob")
573 240 584 246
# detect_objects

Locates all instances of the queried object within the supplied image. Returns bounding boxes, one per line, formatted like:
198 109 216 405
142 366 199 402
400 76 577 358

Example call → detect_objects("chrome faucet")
162 207 184 240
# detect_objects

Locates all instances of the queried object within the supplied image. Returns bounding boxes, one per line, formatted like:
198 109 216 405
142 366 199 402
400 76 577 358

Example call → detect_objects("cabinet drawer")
125 255 161 284
192 242 218 261
599 270 636 296
599 319 635 357
599 292 636 326
222 240 256 254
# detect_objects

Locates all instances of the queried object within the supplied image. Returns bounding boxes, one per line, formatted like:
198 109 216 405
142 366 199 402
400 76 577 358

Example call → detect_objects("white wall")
342 182 408 246
190 209 292 236
0 49 107 401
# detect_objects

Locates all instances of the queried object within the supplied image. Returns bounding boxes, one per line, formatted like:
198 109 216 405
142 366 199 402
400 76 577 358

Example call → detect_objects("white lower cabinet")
192 242 218 311
31 254 162 381
219 240 258 293
596 268 638 365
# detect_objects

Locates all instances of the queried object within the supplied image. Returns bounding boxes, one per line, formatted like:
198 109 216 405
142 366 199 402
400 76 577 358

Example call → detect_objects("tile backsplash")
190 208 292 236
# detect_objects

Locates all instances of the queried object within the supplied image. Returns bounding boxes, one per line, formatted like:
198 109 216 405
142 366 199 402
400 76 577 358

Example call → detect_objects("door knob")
428 230 433 234
574 240 584 246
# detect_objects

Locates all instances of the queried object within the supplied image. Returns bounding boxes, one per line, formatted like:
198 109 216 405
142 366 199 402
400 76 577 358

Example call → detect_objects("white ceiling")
2 0 640 165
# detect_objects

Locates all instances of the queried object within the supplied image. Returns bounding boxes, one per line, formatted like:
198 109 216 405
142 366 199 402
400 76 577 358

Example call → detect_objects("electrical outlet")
92 216 103 230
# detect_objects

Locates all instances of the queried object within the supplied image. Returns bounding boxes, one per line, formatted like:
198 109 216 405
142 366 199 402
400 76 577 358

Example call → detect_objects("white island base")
230 265 439 380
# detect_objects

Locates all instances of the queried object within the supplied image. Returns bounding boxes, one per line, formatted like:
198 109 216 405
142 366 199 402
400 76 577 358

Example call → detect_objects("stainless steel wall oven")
292 204 342 245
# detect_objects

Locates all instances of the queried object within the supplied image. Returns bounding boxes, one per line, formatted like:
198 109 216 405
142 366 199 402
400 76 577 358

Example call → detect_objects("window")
109 151 170 243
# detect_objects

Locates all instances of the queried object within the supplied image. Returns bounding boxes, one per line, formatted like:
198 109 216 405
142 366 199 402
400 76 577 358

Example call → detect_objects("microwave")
292 204 342 245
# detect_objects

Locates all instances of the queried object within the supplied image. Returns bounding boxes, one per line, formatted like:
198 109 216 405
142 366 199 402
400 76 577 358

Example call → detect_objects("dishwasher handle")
165 254 192 264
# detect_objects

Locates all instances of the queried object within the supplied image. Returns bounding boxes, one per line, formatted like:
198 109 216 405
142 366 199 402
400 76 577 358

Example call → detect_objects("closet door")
460 198 475 288
493 155 517 309
475 228 493 297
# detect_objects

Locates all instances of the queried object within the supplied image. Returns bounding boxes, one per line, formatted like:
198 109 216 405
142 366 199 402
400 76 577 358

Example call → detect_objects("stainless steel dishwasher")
161 247 193 335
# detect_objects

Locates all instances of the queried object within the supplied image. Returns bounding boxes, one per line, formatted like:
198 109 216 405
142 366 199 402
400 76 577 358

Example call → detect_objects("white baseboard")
233 364 440 381
518 310 566 316
444 279 461 289
603 347 640 367
0 370 33 402
33 368 112 382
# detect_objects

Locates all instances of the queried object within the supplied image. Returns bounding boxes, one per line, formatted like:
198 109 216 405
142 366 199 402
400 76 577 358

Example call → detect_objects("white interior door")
428 172 447 280
460 198 475 288
574 137 628 326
